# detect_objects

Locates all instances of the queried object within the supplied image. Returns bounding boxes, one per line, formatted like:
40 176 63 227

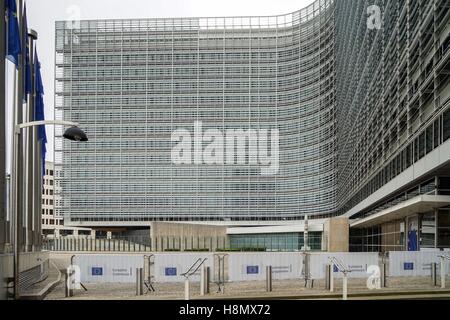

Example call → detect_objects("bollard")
205 266 210 294
65 272 69 297
441 258 446 289
431 262 437 287
65 271 69 297
136 268 143 296
185 279 190 300
342 272 348 300
325 264 331 290
266 266 273 292
380 262 387 288
139 268 144 294
330 264 334 293
65 271 73 298
200 266 206 296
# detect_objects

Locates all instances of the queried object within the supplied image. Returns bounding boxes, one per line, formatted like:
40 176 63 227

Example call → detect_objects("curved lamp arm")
16 120 80 132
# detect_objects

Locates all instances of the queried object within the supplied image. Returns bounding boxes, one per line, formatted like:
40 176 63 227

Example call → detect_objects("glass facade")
438 208 450 247
335 0 450 216
54 0 450 225
55 0 336 223
229 232 322 251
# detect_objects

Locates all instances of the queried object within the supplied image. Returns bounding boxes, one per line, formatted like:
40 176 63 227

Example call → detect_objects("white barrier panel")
228 253 303 282
310 253 379 279
153 253 214 283
74 255 143 283
389 251 450 277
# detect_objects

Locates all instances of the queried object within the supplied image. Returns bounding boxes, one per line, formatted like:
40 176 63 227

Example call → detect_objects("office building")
55 0 450 252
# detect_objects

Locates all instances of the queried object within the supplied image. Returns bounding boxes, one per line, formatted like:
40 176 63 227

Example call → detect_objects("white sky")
18 0 315 163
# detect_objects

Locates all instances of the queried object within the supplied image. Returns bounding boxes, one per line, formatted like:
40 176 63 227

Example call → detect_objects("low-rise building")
42 161 92 238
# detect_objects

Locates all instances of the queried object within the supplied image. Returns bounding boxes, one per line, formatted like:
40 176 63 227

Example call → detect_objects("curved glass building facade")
55 0 450 226
55 0 336 223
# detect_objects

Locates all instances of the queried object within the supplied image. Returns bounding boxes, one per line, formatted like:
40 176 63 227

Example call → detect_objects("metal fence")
43 237 152 252
42 236 316 253
43 236 232 252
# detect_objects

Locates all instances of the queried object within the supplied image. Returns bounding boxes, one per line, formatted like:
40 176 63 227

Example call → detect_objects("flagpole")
11 66 19 298
0 0 7 254
24 15 34 252
27 29 38 251
13 0 24 299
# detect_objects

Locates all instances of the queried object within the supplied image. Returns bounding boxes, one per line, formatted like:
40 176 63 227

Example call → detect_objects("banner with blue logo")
246 266 259 275
165 267 177 276
91 267 103 276
74 255 143 283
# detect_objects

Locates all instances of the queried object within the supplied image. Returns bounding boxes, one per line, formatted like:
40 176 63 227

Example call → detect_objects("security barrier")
70 251 450 286
388 251 450 277
74 254 143 283
228 252 303 282
153 253 214 283
309 252 379 279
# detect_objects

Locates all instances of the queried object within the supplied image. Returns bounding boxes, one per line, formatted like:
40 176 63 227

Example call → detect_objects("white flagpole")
0 0 7 254
13 0 24 300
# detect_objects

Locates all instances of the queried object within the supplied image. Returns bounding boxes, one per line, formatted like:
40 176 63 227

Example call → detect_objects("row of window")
339 108 450 215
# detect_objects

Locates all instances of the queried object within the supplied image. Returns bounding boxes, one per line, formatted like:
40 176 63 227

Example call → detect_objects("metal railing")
43 237 152 252
182 258 208 300
328 257 351 300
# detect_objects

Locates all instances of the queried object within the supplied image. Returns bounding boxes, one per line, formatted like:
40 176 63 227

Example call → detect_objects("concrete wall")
150 222 228 251
324 218 349 252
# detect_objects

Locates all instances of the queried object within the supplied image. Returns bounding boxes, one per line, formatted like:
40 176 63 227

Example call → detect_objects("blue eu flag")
34 50 47 174
5 0 22 67
23 4 32 102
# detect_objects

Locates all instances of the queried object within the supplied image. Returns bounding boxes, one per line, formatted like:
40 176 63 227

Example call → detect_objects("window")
426 125 433 154
418 132 425 159
405 144 412 168
444 109 450 142
414 138 419 163
438 209 450 247
434 118 440 148
420 212 436 248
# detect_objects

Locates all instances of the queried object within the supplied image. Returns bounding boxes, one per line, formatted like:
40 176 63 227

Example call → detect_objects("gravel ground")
45 277 441 300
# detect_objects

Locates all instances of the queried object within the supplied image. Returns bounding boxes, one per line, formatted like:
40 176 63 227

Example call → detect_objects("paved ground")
45 276 449 300
21 262 62 300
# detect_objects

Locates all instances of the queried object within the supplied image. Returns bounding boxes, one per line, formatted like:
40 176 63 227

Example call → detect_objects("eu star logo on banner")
246 266 259 275
403 263 414 271
165 267 177 276
92 267 103 276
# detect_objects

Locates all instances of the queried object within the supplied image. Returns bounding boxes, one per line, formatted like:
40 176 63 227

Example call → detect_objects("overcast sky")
17 0 315 163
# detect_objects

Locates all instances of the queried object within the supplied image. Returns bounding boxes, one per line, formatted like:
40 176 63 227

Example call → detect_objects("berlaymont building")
54 0 450 252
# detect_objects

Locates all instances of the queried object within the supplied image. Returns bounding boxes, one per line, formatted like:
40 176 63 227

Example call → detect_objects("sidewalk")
45 276 450 300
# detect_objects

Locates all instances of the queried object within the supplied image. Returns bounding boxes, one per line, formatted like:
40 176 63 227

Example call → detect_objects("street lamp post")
13 120 87 299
